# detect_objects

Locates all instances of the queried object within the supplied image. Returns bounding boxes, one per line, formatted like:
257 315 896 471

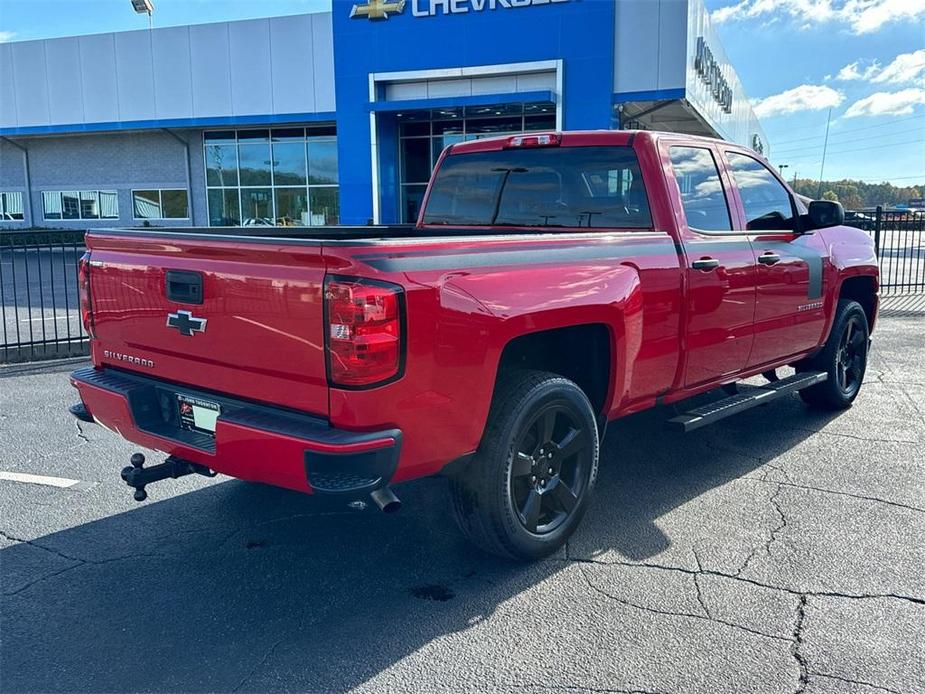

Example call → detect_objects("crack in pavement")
0 529 166 597
0 528 86 565
567 554 919 694
744 476 925 515
691 550 711 619
790 595 808 694
232 638 283 692
576 564 790 644
73 420 90 444
791 427 917 445
503 683 669 694
735 483 788 579
808 672 902 694
558 555 925 607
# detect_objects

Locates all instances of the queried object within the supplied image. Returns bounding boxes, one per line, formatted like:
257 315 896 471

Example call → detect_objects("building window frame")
131 188 190 221
0 191 25 222
203 126 339 227
42 189 119 221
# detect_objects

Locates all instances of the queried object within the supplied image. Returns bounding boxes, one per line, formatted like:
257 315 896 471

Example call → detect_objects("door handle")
692 258 720 271
757 252 781 266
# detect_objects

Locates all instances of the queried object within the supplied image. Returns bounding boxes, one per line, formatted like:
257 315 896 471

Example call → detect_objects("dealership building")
0 0 767 229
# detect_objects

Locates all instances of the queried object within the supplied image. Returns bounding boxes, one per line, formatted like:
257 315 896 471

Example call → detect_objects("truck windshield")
422 145 652 229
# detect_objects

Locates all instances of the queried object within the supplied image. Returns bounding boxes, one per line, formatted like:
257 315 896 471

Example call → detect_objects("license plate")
177 394 220 435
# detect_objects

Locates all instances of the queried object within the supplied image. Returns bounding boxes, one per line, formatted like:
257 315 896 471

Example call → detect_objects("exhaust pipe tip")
370 487 401 514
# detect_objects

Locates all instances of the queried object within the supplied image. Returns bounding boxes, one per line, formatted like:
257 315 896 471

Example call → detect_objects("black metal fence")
1 230 89 363
1 211 923 363
850 207 925 296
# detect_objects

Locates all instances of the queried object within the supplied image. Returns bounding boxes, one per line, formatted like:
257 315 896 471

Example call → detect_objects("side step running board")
667 371 827 433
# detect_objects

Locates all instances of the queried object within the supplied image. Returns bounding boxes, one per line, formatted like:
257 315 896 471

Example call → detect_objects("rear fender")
442 262 643 437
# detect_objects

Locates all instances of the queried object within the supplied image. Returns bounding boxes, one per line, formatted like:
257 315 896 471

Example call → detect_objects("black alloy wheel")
797 299 869 410
510 403 592 535
835 314 866 397
449 370 600 560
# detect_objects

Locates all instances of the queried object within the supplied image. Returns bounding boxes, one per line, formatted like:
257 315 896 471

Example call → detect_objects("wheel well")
498 324 611 415
839 276 877 329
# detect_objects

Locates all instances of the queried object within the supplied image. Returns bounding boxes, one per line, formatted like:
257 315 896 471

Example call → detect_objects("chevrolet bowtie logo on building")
167 310 207 337
350 0 406 20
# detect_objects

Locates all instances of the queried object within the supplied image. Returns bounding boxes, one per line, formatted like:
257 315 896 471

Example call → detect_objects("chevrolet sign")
350 0 405 19
351 0 568 20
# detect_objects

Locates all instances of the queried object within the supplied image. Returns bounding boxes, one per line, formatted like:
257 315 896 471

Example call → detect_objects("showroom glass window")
204 126 339 227
42 190 119 221
132 190 190 220
0 192 24 221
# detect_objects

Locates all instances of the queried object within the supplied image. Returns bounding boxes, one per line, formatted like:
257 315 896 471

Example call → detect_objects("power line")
772 125 925 156
778 136 925 162
770 114 924 148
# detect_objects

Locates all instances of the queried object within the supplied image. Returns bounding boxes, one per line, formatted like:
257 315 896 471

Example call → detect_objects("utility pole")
817 108 832 199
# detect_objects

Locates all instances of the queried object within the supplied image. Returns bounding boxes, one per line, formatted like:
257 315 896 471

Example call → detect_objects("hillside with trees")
789 178 923 210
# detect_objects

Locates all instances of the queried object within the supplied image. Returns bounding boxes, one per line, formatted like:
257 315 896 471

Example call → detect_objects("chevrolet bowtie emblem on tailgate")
350 0 405 20
166 310 207 337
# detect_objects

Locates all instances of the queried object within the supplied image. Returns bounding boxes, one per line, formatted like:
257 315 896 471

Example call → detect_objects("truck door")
722 150 829 368
664 143 758 388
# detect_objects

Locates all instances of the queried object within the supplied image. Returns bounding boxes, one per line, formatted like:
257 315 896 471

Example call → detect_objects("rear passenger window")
726 152 795 231
422 146 652 229
668 146 731 231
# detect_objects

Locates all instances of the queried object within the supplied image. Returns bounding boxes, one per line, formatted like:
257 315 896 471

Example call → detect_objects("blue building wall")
331 0 616 224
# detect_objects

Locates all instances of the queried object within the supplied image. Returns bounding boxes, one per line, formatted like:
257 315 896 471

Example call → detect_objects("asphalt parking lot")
1 312 923 694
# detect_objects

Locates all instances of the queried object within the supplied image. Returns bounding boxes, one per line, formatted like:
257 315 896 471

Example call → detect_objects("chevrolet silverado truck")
69 131 878 559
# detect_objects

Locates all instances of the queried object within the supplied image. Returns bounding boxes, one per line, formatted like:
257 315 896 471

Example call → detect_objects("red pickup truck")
70 130 878 559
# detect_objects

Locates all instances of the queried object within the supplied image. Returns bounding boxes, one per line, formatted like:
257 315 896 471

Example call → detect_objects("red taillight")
505 133 560 148
77 251 95 338
325 276 404 388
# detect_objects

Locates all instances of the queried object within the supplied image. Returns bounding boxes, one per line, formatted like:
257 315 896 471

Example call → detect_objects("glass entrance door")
397 102 556 222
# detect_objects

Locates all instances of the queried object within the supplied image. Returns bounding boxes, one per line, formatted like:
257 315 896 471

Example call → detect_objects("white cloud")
836 60 880 81
0 31 16 43
836 50 925 85
752 84 845 118
843 88 925 117
872 49 925 85
711 0 925 34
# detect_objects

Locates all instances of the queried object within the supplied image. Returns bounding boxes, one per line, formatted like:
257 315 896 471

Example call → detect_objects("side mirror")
806 200 844 231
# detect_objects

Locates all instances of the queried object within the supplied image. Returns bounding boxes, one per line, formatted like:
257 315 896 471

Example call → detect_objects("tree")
789 178 924 209
822 190 838 201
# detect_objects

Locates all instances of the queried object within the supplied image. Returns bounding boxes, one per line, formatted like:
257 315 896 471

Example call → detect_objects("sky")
0 0 923 185
703 0 925 186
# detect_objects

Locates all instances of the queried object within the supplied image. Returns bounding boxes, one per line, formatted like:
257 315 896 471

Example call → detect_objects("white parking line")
0 470 85 489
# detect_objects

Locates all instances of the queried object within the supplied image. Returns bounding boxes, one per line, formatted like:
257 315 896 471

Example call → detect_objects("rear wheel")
449 370 599 560
797 299 869 410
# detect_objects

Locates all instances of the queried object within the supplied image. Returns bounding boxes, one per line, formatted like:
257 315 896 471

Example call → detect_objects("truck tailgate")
86 232 329 417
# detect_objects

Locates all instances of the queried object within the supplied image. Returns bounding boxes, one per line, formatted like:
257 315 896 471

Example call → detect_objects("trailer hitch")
121 453 217 502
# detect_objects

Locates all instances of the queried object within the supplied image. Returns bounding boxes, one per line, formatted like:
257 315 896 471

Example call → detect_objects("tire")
449 370 599 560
797 299 869 410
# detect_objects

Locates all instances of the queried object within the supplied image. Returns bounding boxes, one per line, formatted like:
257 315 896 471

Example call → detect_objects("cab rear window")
422 146 652 229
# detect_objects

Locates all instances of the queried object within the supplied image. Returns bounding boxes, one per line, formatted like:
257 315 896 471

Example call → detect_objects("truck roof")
448 129 759 157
